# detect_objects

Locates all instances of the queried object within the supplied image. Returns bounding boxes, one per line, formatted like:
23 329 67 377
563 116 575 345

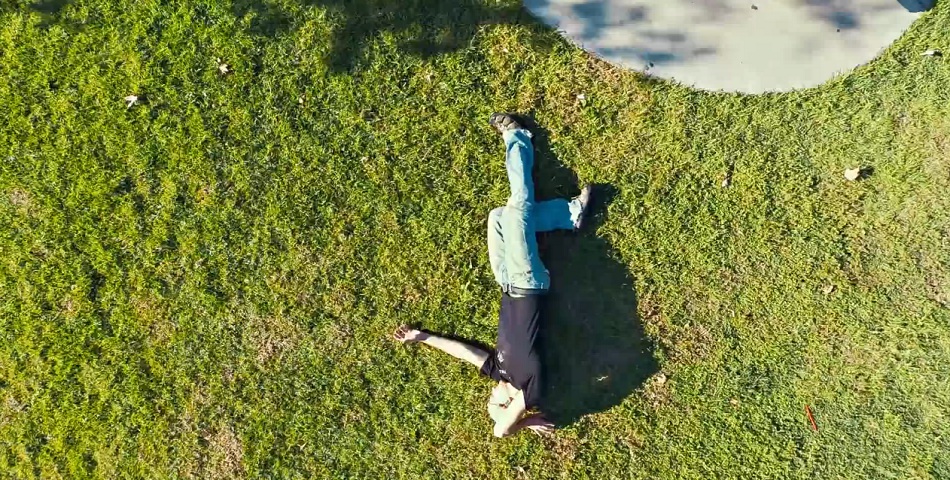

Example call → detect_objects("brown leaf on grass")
641 297 716 365
821 284 836 295
9 189 30 210
204 424 245 479
321 287 356 320
222 365 236 385
61 296 78 318
643 372 671 407
927 274 950 308
250 318 300 365
172 387 210 478
196 184 214 205
1 395 24 427
546 434 580 462
237 304 302 366
320 321 353 352
132 293 174 345
844 167 861 181
916 252 949 308
675 324 715 364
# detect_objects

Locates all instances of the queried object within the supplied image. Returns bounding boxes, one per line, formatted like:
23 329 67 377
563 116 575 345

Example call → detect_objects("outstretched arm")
393 325 490 369
511 413 555 437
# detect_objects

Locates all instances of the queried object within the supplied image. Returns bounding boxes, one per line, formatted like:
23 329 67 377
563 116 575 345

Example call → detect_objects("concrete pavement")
524 0 934 93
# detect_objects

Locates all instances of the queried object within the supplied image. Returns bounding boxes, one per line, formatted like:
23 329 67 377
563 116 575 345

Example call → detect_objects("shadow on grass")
526 118 659 426
1 0 74 28
5 0 530 73
232 0 528 72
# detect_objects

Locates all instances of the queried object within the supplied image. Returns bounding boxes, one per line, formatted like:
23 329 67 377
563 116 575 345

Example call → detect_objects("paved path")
524 0 934 93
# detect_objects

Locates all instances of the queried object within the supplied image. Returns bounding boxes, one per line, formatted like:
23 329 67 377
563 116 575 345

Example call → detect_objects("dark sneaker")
573 184 594 231
488 112 523 134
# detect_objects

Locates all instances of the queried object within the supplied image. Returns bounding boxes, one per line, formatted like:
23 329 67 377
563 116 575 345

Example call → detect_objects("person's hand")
519 414 555 437
392 325 428 344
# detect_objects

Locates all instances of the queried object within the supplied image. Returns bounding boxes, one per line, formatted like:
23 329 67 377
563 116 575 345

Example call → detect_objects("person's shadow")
524 118 660 426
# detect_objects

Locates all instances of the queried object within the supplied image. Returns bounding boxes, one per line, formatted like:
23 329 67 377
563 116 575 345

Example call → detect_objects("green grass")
2 0 950 477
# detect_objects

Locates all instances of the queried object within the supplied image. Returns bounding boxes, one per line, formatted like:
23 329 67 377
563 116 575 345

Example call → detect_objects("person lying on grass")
394 113 592 438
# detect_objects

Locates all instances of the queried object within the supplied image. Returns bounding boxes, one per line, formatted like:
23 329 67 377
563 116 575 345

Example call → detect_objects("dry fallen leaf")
654 373 667 386
124 95 138 108
218 63 230 74
822 284 836 295
730 398 740 407
576 93 586 102
921 49 943 57
844 167 861 181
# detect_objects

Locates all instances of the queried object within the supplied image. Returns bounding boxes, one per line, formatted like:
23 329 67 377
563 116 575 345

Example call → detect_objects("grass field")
2 0 949 478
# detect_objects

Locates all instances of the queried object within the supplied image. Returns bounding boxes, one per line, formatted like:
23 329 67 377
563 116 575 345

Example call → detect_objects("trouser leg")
500 129 548 292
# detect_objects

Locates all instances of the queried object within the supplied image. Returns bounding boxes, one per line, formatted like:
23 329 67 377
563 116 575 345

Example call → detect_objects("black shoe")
573 184 594 231
488 112 523 134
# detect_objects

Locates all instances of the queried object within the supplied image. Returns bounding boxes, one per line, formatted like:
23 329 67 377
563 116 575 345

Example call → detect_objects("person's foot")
572 184 594 231
393 325 428 344
488 112 523 134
